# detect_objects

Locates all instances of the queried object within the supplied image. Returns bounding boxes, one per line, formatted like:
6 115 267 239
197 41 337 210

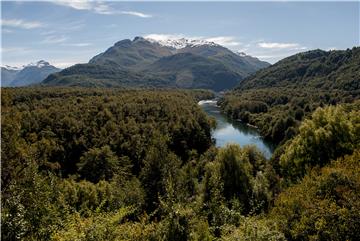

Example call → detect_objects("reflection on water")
199 100 275 159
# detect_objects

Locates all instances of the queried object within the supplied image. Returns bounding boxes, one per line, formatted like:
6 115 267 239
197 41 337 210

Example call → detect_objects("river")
199 100 275 159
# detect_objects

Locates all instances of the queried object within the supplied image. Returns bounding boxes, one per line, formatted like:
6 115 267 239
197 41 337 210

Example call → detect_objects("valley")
2 41 360 241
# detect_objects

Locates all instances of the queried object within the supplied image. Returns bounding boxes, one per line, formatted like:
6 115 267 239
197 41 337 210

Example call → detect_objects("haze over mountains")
42 36 270 91
1 60 60 87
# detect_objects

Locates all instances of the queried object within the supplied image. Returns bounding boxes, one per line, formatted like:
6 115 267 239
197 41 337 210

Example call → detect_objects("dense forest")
220 47 360 144
2 87 359 240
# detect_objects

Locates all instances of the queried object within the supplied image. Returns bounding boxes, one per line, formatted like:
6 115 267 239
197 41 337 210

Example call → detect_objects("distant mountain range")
42 36 270 91
1 60 61 87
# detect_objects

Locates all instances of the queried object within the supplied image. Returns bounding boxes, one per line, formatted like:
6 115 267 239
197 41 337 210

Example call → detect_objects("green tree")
280 105 359 182
77 146 122 183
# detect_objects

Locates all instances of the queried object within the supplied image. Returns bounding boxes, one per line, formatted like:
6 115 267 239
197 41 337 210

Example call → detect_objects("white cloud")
50 61 81 68
1 18 44 29
42 35 68 44
120 11 152 18
254 54 290 60
53 1 152 17
326 46 337 51
258 42 306 50
205 36 241 47
54 0 94 11
145 33 183 41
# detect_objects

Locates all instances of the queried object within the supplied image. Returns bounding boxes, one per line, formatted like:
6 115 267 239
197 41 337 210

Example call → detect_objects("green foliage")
2 87 359 241
52 207 137 241
221 87 358 144
202 144 274 225
77 145 130 183
238 47 360 91
221 217 286 241
280 105 360 182
1 87 212 240
271 150 360 241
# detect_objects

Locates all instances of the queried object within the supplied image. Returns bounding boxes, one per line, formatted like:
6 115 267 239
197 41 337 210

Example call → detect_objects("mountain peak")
26 60 51 68
145 36 219 49
133 36 145 41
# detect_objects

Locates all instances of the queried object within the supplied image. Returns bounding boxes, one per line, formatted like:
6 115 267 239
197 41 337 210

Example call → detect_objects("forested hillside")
237 47 360 91
2 87 359 240
220 47 360 144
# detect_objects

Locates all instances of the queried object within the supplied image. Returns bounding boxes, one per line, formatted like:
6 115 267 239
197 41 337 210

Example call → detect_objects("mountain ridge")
236 47 360 91
42 36 270 91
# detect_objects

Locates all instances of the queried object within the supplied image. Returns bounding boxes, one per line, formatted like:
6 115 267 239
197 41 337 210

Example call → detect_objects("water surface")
199 100 275 159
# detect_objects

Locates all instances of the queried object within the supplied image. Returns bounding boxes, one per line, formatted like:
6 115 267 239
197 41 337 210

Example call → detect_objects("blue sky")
1 1 359 68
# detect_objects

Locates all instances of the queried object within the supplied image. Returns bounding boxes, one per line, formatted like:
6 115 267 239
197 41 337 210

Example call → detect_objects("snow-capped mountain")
145 36 219 49
25 60 52 68
46 36 271 91
1 60 61 87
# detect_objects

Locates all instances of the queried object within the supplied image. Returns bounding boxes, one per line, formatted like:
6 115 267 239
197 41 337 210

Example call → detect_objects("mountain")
147 52 241 91
176 44 269 76
43 37 270 91
1 60 61 87
89 37 173 68
42 64 149 88
236 47 360 91
1 66 20 87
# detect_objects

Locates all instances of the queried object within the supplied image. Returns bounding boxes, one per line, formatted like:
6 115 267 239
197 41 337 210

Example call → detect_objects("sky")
1 0 359 68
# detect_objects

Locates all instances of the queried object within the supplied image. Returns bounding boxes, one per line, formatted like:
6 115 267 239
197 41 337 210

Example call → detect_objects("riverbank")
199 100 275 159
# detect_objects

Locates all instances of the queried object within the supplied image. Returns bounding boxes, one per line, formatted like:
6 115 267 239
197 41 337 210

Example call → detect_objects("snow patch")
26 60 50 68
145 35 219 49
236 51 248 57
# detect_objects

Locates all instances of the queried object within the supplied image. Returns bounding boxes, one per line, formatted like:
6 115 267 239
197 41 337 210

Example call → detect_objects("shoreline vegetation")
219 47 360 145
2 87 359 240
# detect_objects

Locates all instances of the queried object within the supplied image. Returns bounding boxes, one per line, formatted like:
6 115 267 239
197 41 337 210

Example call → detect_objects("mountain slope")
237 47 360 91
89 37 173 68
43 37 269 91
178 44 270 76
148 53 242 91
42 64 149 87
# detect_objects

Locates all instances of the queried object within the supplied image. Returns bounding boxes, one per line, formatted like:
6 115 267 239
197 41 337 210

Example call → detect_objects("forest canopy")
1 87 359 240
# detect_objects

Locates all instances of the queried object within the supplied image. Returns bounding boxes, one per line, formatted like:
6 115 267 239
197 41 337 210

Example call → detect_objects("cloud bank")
258 42 306 50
